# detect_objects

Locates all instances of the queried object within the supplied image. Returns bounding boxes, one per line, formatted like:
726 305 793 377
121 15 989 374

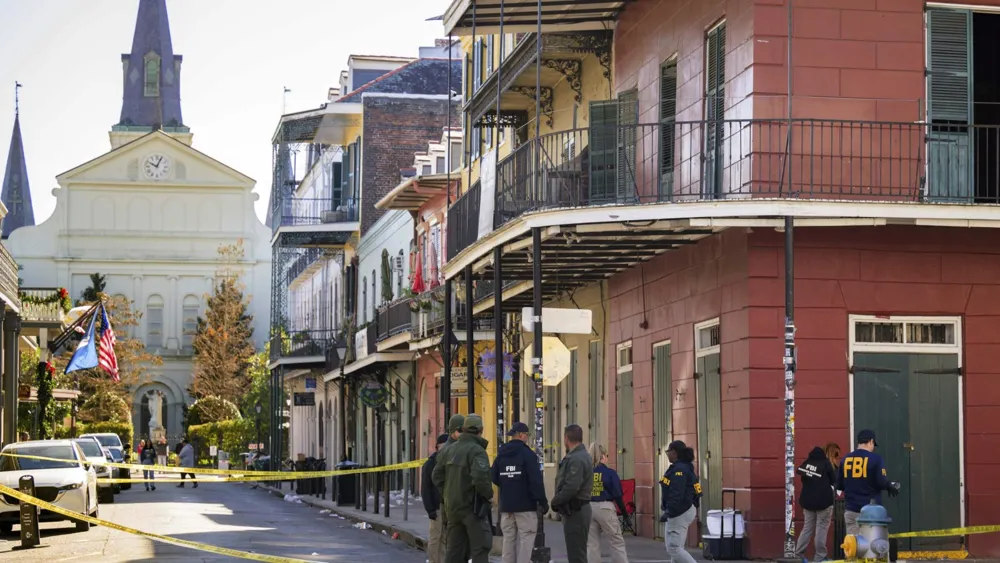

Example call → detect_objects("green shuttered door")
926 8 973 201
617 368 634 480
654 342 673 537
696 352 723 521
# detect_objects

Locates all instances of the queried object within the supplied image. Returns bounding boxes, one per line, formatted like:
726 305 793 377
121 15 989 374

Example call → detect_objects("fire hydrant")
841 502 892 561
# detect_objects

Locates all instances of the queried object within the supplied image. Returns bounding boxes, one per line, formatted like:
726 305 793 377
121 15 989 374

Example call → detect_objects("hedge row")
187 418 255 463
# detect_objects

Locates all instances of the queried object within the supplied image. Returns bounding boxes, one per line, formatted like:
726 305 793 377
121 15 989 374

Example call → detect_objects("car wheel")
75 495 91 532
0 523 12 536
90 503 99 526
100 488 115 504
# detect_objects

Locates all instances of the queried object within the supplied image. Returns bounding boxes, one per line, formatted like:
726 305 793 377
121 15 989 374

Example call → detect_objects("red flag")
98 304 119 381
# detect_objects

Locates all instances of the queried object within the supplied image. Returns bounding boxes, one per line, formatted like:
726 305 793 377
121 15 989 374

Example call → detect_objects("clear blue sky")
0 0 451 223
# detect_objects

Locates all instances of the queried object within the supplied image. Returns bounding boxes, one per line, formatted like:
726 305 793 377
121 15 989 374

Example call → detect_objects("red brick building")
441 0 1000 558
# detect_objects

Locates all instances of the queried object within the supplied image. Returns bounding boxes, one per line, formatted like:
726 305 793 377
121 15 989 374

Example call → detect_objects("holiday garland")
20 287 72 314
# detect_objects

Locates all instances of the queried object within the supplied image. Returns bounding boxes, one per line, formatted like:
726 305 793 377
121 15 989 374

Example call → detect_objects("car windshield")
107 448 124 462
91 435 121 448
0 445 79 471
74 440 103 457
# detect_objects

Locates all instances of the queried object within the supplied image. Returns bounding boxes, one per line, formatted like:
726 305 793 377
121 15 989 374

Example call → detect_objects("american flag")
98 303 119 381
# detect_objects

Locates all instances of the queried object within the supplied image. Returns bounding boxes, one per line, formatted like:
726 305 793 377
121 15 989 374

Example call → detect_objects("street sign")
521 307 592 334
293 392 315 406
439 366 468 397
19 475 40 548
523 337 573 386
249 443 257 450
210 446 218 456
305 377 316 390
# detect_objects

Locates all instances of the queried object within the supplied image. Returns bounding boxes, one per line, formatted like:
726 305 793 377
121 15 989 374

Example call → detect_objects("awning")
337 351 416 378
376 173 458 211
442 0 629 36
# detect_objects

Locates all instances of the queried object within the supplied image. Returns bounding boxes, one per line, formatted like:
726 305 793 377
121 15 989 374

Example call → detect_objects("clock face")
142 153 172 180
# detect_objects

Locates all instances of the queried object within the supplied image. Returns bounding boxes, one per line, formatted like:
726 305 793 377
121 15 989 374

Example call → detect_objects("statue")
146 390 164 434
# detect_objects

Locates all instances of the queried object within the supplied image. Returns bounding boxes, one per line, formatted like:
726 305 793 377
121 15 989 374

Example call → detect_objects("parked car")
0 440 99 535
80 433 131 490
72 437 115 503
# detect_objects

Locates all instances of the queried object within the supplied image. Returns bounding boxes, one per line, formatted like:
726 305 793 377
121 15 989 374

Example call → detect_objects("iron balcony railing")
19 288 67 323
448 118 997 259
286 248 325 285
376 299 413 343
0 244 18 310
272 197 359 234
410 285 496 341
270 329 337 361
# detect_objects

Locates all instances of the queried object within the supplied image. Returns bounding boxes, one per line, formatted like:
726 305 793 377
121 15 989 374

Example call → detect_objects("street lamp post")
254 401 262 462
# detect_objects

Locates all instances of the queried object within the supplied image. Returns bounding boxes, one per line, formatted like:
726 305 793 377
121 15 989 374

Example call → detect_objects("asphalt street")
0 473 428 562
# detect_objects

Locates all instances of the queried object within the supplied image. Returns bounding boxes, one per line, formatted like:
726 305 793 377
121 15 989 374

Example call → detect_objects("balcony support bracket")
541 60 583 103
511 86 554 128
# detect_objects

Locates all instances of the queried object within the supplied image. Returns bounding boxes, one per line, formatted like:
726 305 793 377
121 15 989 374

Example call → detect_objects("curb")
253 484 428 553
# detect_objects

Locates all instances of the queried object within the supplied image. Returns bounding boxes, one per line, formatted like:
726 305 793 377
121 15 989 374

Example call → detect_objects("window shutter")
927 8 972 123
705 23 726 198
660 61 678 197
617 90 639 201
589 100 620 202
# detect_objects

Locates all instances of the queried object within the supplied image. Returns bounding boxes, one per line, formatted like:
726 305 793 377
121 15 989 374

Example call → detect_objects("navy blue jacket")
837 448 892 512
421 452 441 514
591 463 623 502
491 439 547 513
660 461 702 518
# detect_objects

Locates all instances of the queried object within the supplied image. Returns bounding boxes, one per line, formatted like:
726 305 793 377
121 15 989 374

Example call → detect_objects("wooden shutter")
653 342 672 537
588 340 602 440
589 101 620 202
568 349 579 425
926 8 973 201
705 22 726 198
616 368 634 479
660 61 678 198
617 89 639 201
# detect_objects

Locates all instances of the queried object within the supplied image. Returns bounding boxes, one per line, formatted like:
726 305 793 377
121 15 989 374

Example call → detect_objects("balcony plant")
20 287 72 314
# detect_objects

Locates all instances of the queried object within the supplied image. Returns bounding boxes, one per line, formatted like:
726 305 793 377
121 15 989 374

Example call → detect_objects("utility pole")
782 0 798 559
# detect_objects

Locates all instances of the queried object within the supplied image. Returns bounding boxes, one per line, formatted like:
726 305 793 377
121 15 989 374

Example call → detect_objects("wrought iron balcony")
269 329 336 362
448 118 995 259
0 244 18 311
410 286 496 342
286 248 325 285
271 197 359 234
376 299 413 343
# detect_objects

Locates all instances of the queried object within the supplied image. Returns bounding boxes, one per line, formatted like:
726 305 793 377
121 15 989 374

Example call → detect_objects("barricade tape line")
890 524 1000 538
0 452 424 478
98 474 327 484
0 482 318 563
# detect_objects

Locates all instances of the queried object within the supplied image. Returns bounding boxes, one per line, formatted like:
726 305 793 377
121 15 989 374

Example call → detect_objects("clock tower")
110 0 192 149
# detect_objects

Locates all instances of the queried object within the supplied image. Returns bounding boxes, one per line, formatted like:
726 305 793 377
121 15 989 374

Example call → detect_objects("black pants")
444 512 490 563
179 472 196 486
562 503 592 563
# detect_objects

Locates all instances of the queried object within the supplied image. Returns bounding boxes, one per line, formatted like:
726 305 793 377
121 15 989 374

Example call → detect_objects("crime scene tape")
0 481 318 563
0 451 425 478
890 524 1000 539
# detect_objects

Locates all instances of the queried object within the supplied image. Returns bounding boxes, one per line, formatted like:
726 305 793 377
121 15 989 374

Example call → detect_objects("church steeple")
117 0 184 131
1 84 35 239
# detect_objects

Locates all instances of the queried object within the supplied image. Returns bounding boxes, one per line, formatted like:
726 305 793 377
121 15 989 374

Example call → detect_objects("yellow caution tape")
0 481 318 563
890 524 1000 538
0 451 425 478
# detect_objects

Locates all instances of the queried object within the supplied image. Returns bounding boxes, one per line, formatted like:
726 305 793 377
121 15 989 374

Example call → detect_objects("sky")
0 0 452 224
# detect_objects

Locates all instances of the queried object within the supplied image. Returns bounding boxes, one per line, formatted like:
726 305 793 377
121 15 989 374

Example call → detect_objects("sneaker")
193 483 198 488
151 486 156 491
177 484 184 488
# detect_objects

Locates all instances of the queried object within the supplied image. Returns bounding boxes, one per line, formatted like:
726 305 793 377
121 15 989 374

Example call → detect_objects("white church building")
3 0 271 445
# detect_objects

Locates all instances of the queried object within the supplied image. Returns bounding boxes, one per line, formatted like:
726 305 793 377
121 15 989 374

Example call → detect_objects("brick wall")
361 97 460 235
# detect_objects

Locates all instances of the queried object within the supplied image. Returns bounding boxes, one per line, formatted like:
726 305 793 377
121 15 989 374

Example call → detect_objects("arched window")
146 295 164 348
144 53 160 97
181 295 200 353
361 277 368 324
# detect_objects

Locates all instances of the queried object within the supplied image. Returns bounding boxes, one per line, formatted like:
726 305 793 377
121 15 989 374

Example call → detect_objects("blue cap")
857 429 878 447
506 422 530 436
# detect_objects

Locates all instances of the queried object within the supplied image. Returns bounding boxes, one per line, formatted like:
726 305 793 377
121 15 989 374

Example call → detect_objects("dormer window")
144 52 161 97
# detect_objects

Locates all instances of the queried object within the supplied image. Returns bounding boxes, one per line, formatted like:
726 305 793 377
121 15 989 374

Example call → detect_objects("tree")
191 241 255 404
240 343 280 446
35 362 55 439
79 273 106 305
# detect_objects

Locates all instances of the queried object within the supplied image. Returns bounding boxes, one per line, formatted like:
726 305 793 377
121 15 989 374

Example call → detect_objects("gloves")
887 482 901 497
428 510 438 521
538 502 549 515
659 511 669 523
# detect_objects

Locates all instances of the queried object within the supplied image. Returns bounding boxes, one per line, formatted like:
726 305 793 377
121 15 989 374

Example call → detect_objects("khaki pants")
500 511 537 563
428 514 447 563
664 505 697 563
795 506 833 561
845 510 860 536
587 501 628 563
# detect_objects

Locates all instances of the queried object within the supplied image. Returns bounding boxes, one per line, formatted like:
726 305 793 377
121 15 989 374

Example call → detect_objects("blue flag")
66 310 99 373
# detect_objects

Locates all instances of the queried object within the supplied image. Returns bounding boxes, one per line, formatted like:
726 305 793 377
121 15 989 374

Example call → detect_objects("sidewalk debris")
283 494 303 504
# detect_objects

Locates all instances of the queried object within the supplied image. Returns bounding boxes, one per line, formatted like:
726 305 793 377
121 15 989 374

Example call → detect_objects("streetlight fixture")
254 401 262 456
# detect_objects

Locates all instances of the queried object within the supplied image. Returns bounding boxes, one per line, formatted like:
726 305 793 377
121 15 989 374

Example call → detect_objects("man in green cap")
432 413 493 563
437 413 465 560
551 424 592 563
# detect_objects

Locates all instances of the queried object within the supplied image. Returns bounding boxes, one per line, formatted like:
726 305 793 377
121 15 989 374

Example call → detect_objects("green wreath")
20 288 72 314
359 385 390 408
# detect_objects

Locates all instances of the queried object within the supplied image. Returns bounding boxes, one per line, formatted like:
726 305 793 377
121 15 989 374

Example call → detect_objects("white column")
133 275 143 339
168 276 179 350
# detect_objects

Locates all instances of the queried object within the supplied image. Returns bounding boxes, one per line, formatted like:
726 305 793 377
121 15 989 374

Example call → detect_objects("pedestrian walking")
177 438 197 488
423 433 450 563
432 413 493 563
838 430 899 535
140 439 157 491
659 440 701 563
551 424 592 563
587 443 628 563
155 436 168 467
794 446 837 561
492 421 548 563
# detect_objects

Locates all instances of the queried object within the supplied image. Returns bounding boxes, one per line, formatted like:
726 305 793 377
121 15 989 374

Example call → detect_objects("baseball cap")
463 414 484 432
857 429 878 447
506 422 530 436
436 433 449 445
447 414 466 433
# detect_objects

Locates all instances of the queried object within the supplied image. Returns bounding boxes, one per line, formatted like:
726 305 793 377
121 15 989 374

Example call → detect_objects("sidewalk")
251 482 705 562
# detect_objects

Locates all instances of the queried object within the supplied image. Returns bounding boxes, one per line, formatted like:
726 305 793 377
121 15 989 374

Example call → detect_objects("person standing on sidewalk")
837 429 899 535
659 440 701 563
177 438 197 488
794 446 837 561
587 443 628 563
155 436 168 467
432 414 493 563
492 421 548 563
551 424 592 563
423 433 450 563
438 414 465 562
140 439 157 491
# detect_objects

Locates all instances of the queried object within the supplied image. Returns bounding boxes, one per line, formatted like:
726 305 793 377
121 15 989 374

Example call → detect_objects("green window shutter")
568 349 578 425
589 100 620 202
660 61 678 198
705 22 726 198
588 340 602 439
927 8 972 123
617 89 638 201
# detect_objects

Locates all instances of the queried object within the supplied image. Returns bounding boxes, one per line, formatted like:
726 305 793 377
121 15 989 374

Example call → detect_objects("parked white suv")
73 437 116 503
0 440 99 535
80 432 131 490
